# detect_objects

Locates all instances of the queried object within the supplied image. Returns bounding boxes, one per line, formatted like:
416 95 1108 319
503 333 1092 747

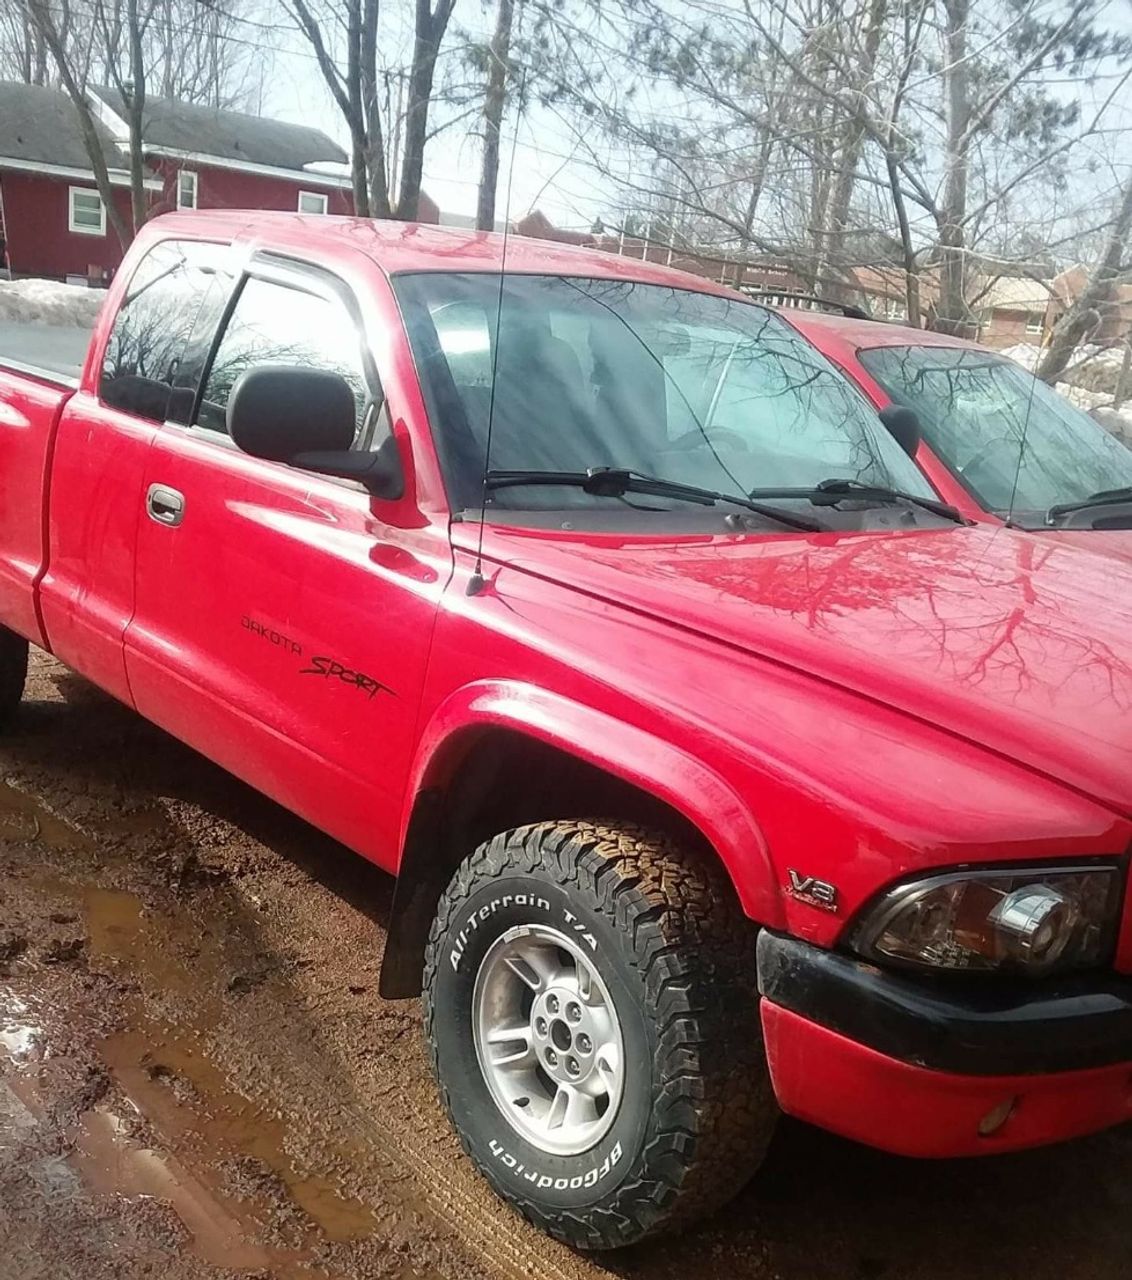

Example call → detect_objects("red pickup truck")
3 213 1132 1251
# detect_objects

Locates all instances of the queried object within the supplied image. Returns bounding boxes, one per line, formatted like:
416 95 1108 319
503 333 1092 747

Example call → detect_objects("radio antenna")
467 66 527 597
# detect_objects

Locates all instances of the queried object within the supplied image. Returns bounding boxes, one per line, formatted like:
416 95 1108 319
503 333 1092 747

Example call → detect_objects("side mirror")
227 365 403 499
878 403 922 458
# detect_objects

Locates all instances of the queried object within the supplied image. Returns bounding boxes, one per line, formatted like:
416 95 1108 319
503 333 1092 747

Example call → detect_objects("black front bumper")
756 930 1132 1076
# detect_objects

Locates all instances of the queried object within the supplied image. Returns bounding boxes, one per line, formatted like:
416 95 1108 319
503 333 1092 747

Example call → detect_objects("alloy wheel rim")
472 923 625 1156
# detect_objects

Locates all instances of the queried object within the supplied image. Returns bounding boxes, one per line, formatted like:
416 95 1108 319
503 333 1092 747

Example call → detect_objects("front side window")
177 170 198 210
195 275 368 438
396 272 931 513
858 344 1132 518
69 187 105 236
100 238 230 422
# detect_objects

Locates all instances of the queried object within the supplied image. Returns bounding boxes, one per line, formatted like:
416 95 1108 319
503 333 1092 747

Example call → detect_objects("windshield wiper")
483 468 825 532
1046 486 1132 523
747 478 970 525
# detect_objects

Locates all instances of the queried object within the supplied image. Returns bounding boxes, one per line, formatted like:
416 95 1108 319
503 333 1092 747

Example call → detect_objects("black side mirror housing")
293 434 404 499
227 365 404 499
878 403 922 458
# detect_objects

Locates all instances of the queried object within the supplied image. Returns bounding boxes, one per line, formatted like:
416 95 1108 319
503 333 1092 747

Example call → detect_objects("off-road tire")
423 820 777 1250
0 627 28 729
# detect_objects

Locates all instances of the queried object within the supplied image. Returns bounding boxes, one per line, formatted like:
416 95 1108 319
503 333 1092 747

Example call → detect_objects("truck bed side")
0 364 76 648
0 323 90 383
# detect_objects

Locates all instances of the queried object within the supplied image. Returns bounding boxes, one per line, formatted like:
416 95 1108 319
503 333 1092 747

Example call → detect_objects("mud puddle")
0 878 426 1280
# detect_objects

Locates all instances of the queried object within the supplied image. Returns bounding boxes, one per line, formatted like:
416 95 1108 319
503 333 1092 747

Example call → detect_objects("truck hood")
1037 528 1132 568
493 525 1132 817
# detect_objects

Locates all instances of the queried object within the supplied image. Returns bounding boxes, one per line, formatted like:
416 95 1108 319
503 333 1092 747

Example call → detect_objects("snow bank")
1001 343 1041 370
0 279 104 328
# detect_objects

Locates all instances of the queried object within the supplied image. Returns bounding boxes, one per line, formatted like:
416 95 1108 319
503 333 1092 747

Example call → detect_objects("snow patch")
1000 343 1041 370
0 279 105 328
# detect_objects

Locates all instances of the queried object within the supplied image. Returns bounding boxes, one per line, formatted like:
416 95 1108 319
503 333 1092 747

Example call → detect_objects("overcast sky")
250 0 1132 249
257 7 614 231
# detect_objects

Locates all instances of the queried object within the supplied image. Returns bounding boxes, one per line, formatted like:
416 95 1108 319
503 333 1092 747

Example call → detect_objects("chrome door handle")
146 483 185 526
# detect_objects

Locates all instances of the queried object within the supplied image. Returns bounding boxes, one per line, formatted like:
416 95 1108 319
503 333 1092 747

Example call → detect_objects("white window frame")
68 186 106 236
1025 311 1044 335
297 190 329 215
177 169 198 210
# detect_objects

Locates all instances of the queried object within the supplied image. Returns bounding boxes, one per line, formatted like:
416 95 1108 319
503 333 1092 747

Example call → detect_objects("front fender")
401 678 784 927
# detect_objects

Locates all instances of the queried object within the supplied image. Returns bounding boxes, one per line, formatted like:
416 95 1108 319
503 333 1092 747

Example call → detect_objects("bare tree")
13 0 269 248
533 0 1131 333
286 0 457 220
94 0 152 235
475 0 516 231
1038 172 1132 384
286 0 390 216
0 4 49 83
19 0 135 247
149 0 270 110
397 0 458 217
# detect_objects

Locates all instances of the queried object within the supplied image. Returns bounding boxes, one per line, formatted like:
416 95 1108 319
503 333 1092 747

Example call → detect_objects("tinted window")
859 345 1132 516
100 239 228 422
195 276 369 438
396 272 931 511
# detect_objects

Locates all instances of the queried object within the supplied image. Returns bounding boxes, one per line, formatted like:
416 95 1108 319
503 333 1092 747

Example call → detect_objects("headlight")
851 865 1123 976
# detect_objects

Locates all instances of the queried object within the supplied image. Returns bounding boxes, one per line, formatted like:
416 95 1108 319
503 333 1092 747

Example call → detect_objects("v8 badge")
786 869 839 912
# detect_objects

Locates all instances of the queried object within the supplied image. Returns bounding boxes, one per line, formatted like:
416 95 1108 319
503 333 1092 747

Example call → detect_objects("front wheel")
423 820 777 1249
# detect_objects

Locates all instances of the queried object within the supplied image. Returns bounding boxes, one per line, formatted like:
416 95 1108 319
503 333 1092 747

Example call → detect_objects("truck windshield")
858 345 1132 519
395 273 932 514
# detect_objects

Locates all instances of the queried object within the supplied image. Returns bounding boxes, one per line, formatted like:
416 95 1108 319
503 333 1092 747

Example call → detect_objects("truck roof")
149 210 741 294
780 307 985 355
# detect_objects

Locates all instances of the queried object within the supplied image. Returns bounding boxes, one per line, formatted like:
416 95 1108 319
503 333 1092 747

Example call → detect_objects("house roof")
1052 263 1132 307
972 275 1052 312
91 87 347 171
0 81 123 170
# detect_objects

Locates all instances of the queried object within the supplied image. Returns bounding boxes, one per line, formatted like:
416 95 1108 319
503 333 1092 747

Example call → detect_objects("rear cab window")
100 239 232 423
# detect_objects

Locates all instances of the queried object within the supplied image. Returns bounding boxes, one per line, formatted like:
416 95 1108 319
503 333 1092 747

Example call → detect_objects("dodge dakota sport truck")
781 305 1132 551
3 211 1132 1251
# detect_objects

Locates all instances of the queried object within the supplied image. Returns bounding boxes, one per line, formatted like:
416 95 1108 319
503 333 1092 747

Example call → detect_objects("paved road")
0 323 90 380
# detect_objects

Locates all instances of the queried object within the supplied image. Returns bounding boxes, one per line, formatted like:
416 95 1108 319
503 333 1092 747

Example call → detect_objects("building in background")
0 82 157 284
1049 264 1132 346
88 86 354 228
970 274 1055 349
0 81 443 283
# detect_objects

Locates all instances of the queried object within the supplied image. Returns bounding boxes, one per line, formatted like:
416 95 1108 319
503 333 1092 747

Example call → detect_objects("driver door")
124 255 442 866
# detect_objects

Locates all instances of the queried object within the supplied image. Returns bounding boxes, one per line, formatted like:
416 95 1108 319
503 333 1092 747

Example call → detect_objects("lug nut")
546 1048 558 1067
576 1033 592 1054
565 1002 582 1023
547 994 559 1014
566 1056 580 1076
534 1017 548 1037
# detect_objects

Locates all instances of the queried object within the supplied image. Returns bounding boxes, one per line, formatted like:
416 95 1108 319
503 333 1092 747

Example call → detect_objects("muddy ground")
2 650 1132 1280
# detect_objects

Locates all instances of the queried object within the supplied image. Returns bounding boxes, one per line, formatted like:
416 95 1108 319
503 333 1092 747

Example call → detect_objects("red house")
0 81 355 283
